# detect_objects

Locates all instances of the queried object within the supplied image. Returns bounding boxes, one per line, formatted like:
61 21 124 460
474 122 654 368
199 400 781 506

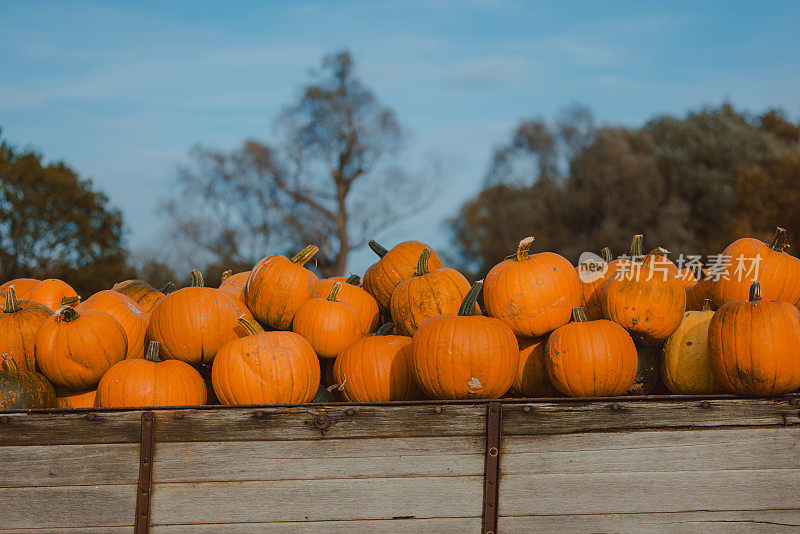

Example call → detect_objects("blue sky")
2 1 799 272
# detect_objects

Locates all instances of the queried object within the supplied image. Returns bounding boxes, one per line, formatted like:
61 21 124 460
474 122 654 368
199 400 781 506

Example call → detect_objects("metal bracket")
135 411 155 534
483 402 502 534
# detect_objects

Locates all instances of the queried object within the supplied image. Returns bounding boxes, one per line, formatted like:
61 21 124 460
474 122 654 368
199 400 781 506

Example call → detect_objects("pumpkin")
484 237 581 337
219 270 251 312
331 322 421 402
677 267 698 288
0 286 54 371
55 387 97 409
686 269 713 311
602 248 686 343
313 275 380 334
292 282 363 359
626 342 661 395
708 281 800 395
545 307 638 397
711 227 800 308
245 245 319 330
0 278 40 300
96 341 207 408
147 270 244 365
605 235 643 280
512 336 559 397
212 315 320 405
662 299 725 394
577 247 613 321
412 281 519 399
0 354 56 410
389 249 477 336
36 306 128 390
78 290 149 359
362 239 444 310
28 279 79 311
112 279 173 313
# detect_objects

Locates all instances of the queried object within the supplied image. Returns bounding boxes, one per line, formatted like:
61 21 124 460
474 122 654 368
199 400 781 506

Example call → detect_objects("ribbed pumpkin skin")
332 335 421 402
578 272 607 321
147 288 243 365
212 331 320 405
292 298 362 359
686 276 714 311
512 337 559 397
362 241 443 310
112 280 166 313
0 278 40 300
0 291 54 371
484 250 581 337
245 256 318 330
55 388 97 409
708 299 800 395
28 279 79 311
545 319 637 397
36 308 128 390
220 271 251 313
313 280 380 334
390 268 476 336
79 291 149 359
662 307 724 394
96 359 206 408
0 357 56 410
412 315 519 400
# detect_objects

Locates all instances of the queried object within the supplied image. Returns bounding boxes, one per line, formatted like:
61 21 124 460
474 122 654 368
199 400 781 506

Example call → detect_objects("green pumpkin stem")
345 274 361 286
290 244 319 266
768 227 787 251
61 296 80 306
571 307 588 322
376 322 396 336
414 249 432 276
220 270 233 284
328 282 343 302
190 269 204 287
600 247 613 263
144 341 161 363
458 280 483 316
701 299 712 312
1 353 19 373
749 281 762 302
630 234 644 259
368 239 389 258
238 314 265 335
55 306 80 323
160 281 176 295
515 237 535 261
3 286 21 313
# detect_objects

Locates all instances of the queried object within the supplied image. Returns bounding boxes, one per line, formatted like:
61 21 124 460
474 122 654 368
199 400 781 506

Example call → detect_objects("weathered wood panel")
0 411 142 446
151 518 481 533
0 528 132 533
0 443 139 487
150 476 483 525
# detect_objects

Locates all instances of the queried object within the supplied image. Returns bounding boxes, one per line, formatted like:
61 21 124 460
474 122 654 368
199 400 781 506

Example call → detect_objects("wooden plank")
504 398 800 436
499 510 800 533
0 528 131 533
154 404 486 442
0 443 139 487
151 517 481 533
154 437 484 482
150 476 484 524
499 469 800 516
0 485 136 529
0 411 142 446
503 427 800 475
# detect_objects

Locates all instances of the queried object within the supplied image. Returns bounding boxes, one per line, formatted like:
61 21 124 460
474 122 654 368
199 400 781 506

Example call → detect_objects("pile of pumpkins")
2 227 800 410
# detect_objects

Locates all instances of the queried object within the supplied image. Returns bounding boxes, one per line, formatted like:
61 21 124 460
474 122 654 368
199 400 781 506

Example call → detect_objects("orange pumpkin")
79 290 149 359
362 240 444 310
0 278 40 300
708 281 800 395
577 248 613 321
545 308 638 397
711 227 800 308
313 275 380 334
147 270 244 366
332 322 421 402
602 248 686 343
36 306 127 390
219 270 251 312
96 341 207 408
412 281 519 399
390 249 477 336
292 282 362 359
212 315 320 405
28 279 79 311
512 336 559 397
55 387 97 409
484 237 581 337
0 354 56 409
686 269 714 311
245 245 319 330
0 286 54 371
112 279 172 313
605 235 643 280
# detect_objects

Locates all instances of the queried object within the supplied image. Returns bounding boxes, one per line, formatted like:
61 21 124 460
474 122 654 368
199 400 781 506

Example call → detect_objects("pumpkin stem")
220 270 233 284
290 245 319 266
0 354 19 373
600 247 613 263
3 286 21 313
190 269 204 287
144 341 161 363
768 227 787 251
515 237 535 261
571 307 588 322
630 234 644 259
414 249 432 276
237 314 265 335
345 274 361 286
749 281 762 302
458 280 483 316
55 306 80 323
701 298 712 312
160 282 176 295
376 322 396 336
61 296 80 306
368 240 389 258
642 247 670 269
328 282 343 302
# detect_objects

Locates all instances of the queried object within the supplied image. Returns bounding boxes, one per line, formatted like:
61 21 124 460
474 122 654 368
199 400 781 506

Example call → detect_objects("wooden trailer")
1 396 799 533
